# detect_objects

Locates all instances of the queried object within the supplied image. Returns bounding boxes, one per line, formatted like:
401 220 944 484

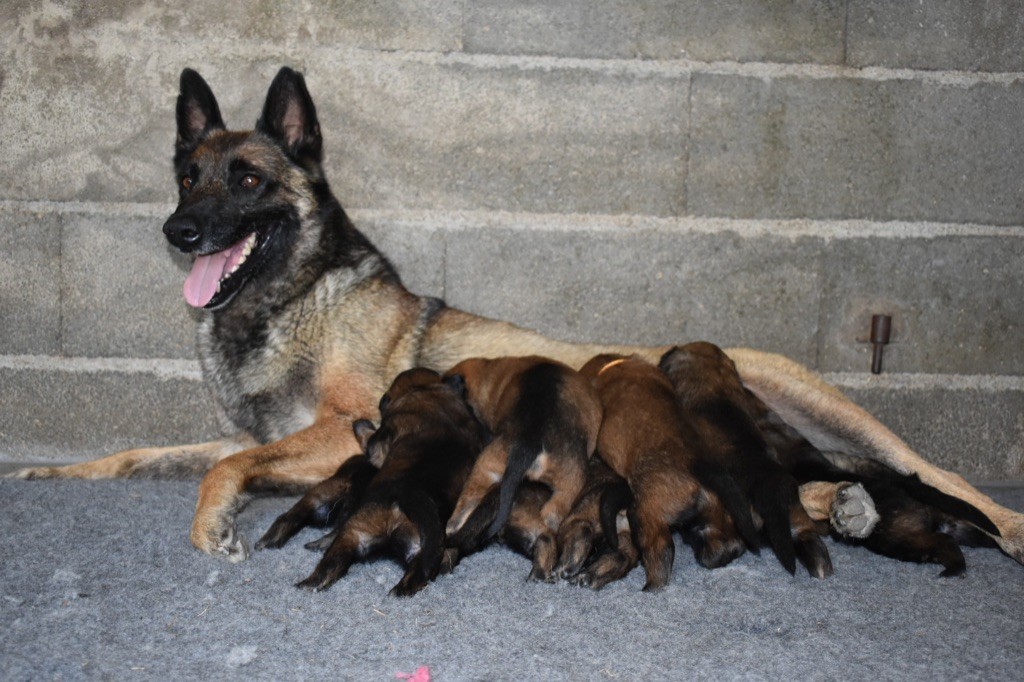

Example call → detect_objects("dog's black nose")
163 215 202 250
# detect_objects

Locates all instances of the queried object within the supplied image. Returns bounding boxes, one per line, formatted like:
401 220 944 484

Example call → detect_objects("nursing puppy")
442 357 602 582
764 415 998 577
580 354 760 591
658 342 833 578
554 456 640 589
281 368 488 596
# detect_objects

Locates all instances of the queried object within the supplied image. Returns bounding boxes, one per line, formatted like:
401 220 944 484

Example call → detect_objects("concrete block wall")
1 2 1021 479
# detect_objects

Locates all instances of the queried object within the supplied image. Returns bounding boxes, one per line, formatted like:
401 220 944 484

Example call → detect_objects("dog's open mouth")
183 232 260 309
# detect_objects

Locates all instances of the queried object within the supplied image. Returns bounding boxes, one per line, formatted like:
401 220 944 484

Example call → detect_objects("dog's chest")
198 306 320 443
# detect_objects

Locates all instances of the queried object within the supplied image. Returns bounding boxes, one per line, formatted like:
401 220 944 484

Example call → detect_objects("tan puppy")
443 356 601 580
580 354 760 591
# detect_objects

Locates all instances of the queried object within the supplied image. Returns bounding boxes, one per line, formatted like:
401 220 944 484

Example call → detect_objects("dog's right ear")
175 69 225 158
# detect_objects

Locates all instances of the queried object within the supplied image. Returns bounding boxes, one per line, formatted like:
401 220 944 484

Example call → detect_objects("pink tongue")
182 235 252 308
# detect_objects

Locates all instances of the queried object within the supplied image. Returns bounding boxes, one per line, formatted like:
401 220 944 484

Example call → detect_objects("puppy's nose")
163 215 202 251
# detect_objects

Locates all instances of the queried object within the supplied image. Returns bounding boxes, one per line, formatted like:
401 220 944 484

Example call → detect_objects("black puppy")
258 368 489 595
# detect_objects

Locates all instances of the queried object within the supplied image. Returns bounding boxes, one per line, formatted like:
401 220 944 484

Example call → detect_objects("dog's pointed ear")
256 67 323 169
175 69 225 155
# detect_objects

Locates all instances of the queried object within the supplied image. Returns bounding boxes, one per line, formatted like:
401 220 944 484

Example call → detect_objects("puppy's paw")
830 483 879 539
527 565 557 583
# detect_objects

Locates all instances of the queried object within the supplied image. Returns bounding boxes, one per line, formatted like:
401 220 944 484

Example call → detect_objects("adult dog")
11 67 1023 567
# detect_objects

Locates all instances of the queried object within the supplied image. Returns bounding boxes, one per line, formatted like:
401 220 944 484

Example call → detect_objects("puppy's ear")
442 373 468 400
175 69 225 159
256 66 323 170
352 419 378 452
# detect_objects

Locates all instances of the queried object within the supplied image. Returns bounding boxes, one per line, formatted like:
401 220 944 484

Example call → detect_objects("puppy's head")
378 367 443 413
658 341 740 400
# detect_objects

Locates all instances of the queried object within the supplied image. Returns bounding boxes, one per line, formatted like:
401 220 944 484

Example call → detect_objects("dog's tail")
748 465 799 575
693 461 761 552
485 441 539 539
399 490 444 579
599 479 634 551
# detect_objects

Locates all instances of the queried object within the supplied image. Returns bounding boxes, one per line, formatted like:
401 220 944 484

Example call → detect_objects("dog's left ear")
256 67 323 170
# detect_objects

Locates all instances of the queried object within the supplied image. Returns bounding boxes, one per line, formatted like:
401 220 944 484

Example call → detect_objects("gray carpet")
2 479 1022 681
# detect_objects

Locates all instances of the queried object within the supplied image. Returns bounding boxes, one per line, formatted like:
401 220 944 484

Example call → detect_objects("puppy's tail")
399 490 444 578
694 461 761 552
599 479 633 551
749 467 799 575
485 441 538 539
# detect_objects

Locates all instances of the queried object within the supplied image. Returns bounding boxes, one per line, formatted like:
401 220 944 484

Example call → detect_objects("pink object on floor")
396 665 431 682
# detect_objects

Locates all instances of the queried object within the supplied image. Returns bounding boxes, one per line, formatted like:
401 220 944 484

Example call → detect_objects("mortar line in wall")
842 0 850 66
4 201 1022 239
56 213 65 356
383 48 1024 86
821 372 1024 391
0 354 202 381
1 354 1020 391
813 247 827 371
682 70 694 216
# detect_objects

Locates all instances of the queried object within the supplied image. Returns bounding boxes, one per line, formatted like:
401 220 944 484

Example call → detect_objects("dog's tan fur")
9 68 1023 569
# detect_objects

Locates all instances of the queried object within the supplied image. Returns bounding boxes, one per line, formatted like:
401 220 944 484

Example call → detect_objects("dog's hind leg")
190 417 359 561
5 435 256 480
728 348 1024 564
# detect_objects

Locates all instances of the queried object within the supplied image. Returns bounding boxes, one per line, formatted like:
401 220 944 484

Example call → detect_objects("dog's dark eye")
180 176 192 191
241 174 261 189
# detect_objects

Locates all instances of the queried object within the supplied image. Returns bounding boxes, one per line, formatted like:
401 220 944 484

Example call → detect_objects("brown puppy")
554 456 640 589
443 356 601 581
658 342 833 578
266 368 489 596
580 354 760 591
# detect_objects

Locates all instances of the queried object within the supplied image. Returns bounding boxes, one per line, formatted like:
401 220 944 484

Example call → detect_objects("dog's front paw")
191 515 250 563
830 482 879 539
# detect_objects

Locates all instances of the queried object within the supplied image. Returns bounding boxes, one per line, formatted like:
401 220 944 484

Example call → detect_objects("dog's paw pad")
830 483 879 539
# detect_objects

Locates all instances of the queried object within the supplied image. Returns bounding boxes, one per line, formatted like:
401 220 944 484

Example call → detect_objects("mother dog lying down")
11 67 1023 568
